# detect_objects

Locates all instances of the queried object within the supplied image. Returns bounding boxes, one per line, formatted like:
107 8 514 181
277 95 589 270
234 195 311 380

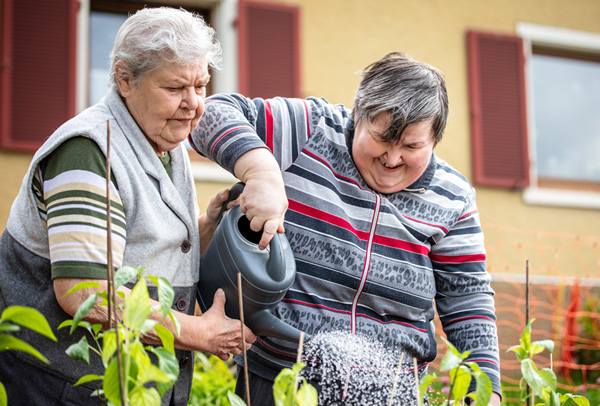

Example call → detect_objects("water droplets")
301 330 426 405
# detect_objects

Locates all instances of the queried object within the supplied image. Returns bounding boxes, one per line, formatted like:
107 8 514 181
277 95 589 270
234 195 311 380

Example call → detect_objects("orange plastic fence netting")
431 223 600 402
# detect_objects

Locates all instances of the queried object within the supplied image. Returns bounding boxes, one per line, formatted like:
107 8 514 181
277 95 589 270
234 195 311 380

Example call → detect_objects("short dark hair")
352 52 448 145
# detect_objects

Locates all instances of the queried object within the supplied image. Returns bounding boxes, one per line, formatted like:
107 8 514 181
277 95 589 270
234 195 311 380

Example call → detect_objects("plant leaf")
451 366 471 401
74 374 104 386
63 281 103 297
0 382 6 406
228 391 248 406
103 357 122 406
65 336 90 364
297 382 318 406
560 393 590 406
419 374 436 400
473 371 492 406
167 310 181 337
157 277 175 320
521 358 547 397
101 330 116 367
0 323 20 333
521 319 535 352
0 334 49 363
70 293 98 334
1 306 57 341
147 346 179 395
129 386 161 406
538 368 557 391
114 266 138 289
154 324 175 355
532 339 554 354
124 277 151 332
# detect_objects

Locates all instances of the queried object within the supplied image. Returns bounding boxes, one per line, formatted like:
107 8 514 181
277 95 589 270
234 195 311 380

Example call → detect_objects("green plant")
0 305 57 406
420 336 493 405
59 265 181 406
507 318 589 406
188 352 236 405
227 362 318 406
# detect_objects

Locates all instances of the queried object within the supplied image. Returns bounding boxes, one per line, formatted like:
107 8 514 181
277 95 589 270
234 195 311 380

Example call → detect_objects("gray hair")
352 52 448 145
109 7 222 91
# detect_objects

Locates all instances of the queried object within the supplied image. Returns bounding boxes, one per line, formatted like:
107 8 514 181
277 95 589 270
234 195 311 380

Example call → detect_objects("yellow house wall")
2 0 599 279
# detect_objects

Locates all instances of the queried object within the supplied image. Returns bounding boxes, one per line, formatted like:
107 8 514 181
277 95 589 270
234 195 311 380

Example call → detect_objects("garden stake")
293 331 305 400
387 352 405 406
106 120 127 405
526 260 532 406
237 272 251 406
413 357 422 406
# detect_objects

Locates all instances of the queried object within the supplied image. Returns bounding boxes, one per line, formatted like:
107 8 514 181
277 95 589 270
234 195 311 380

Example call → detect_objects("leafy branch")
0 306 57 406
59 265 181 406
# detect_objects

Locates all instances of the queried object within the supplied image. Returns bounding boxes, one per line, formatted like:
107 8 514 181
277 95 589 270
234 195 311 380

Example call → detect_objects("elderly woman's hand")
195 289 256 360
233 148 288 250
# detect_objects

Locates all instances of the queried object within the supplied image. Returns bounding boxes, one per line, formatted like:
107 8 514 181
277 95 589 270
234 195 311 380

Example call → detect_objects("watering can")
196 182 306 343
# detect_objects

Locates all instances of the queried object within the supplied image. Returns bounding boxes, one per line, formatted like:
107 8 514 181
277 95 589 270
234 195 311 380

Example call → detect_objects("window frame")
517 23 600 209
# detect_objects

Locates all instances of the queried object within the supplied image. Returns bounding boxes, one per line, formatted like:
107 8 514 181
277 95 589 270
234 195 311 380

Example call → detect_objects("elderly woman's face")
118 61 209 155
352 112 435 194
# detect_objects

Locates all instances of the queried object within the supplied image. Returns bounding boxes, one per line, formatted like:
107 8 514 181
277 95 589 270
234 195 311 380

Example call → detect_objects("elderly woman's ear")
114 61 132 96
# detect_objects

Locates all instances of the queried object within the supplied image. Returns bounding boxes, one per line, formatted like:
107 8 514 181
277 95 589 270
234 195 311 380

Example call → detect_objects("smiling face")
116 61 210 155
352 112 435 194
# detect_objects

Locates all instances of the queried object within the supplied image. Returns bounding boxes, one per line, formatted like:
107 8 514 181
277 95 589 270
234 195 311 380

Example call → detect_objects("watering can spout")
249 310 309 343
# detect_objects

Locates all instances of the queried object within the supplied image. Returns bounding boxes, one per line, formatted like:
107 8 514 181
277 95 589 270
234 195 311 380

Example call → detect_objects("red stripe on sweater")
288 200 430 256
265 100 274 152
210 126 252 159
429 252 486 263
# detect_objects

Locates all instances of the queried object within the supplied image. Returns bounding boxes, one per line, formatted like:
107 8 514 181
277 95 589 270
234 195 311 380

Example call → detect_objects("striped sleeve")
37 136 126 279
190 93 315 172
431 183 501 393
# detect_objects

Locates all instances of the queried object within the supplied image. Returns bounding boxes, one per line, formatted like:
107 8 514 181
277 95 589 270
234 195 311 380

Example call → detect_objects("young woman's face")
118 61 210 155
352 112 435 194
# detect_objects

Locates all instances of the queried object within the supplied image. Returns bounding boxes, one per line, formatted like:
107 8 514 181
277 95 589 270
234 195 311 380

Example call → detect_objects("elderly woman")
0 7 285 406
190 52 502 405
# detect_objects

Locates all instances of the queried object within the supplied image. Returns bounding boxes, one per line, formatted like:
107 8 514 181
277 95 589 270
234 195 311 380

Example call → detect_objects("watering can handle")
217 182 245 226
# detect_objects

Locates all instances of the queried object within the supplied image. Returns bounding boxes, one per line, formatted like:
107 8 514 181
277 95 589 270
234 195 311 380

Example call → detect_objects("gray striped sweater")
190 94 500 395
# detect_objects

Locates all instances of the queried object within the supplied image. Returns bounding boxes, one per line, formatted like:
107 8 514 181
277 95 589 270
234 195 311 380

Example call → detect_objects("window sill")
523 187 600 210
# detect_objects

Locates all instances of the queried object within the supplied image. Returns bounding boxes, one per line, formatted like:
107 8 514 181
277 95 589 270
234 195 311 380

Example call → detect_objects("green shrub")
188 353 236 406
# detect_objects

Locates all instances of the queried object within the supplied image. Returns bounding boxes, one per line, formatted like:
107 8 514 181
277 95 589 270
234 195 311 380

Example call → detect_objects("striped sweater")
190 94 500 394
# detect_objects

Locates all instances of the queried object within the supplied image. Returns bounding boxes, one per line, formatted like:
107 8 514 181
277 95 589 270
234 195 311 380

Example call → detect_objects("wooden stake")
387 352 405 406
293 331 305 400
238 272 251 406
106 120 126 405
413 357 421 406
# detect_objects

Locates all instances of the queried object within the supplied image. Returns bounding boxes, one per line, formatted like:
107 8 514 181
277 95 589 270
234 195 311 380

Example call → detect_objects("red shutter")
238 0 300 98
0 0 77 152
467 30 530 188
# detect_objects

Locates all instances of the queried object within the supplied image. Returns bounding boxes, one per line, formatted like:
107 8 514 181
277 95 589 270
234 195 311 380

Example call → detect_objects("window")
89 11 128 106
468 25 600 209
89 1 212 107
530 47 600 190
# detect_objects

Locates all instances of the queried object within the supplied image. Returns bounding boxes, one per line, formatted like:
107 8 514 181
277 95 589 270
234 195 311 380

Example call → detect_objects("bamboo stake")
526 260 533 406
106 120 126 405
238 272 251 406
387 352 405 406
413 357 421 406
293 331 305 400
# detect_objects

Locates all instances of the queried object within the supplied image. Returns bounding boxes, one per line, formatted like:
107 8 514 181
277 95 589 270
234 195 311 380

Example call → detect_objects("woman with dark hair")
190 52 501 405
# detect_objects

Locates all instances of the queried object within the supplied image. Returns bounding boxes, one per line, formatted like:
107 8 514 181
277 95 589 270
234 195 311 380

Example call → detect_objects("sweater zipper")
350 193 381 334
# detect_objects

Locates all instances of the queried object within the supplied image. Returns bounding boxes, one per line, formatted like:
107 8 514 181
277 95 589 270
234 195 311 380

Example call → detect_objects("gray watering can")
196 183 306 343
